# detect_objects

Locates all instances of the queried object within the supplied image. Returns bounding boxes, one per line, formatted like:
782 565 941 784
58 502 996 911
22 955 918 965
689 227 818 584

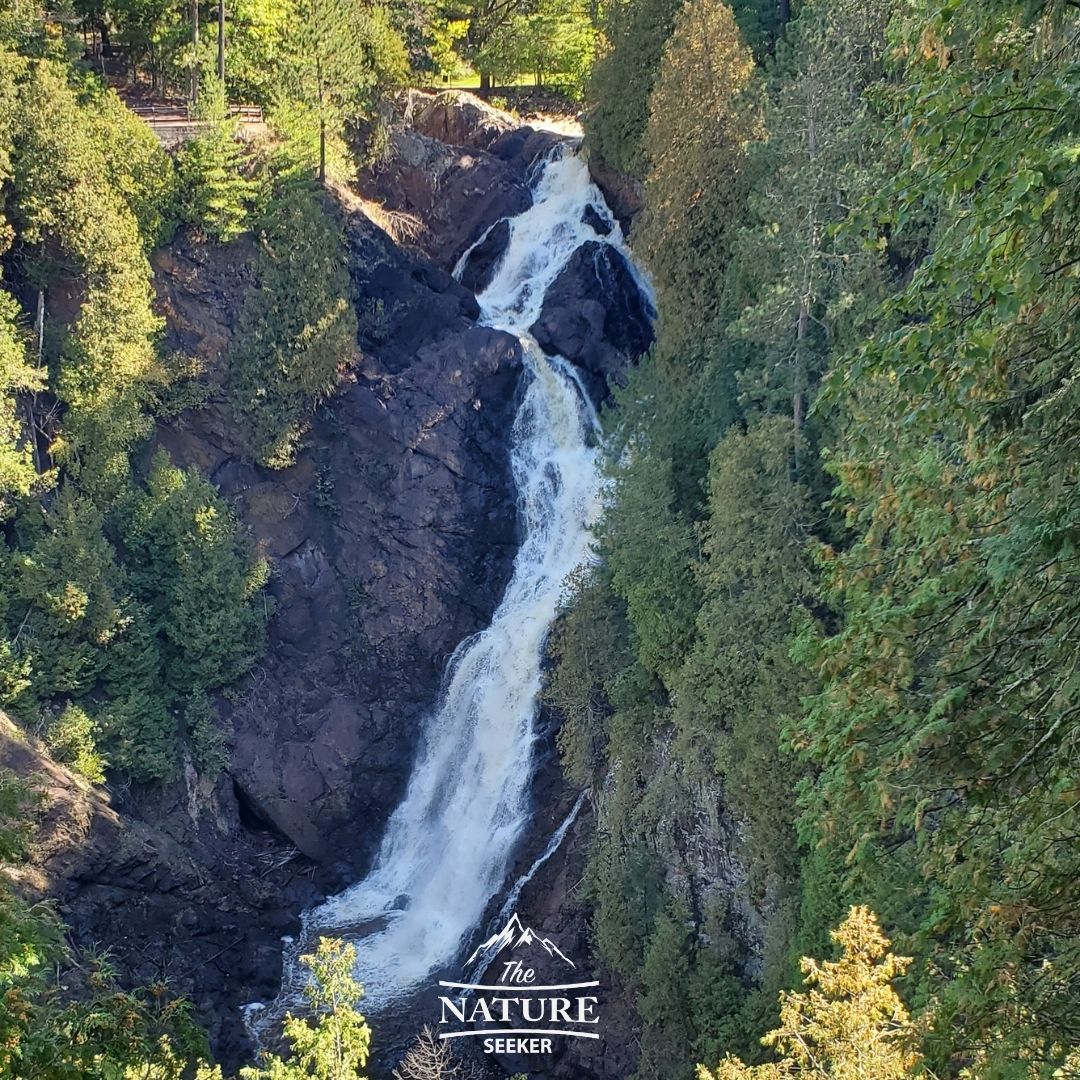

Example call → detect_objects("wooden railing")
120 97 266 146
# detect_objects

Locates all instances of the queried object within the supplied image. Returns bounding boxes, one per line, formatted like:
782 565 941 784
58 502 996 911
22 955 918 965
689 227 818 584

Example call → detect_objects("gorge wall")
6 91 654 1074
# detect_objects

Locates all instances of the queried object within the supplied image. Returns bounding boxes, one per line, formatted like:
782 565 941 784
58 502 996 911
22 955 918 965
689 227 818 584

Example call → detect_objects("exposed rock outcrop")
358 91 564 270
0 711 311 1066
153 210 522 874
531 241 655 402
400 89 516 151
458 218 511 294
357 128 531 269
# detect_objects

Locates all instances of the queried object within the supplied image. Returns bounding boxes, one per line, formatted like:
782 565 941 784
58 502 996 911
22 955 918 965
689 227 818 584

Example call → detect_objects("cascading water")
273 145 649 1014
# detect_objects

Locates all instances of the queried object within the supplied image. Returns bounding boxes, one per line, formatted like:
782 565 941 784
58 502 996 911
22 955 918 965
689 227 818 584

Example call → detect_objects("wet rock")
530 241 654 403
585 151 645 231
581 204 613 237
457 218 511 294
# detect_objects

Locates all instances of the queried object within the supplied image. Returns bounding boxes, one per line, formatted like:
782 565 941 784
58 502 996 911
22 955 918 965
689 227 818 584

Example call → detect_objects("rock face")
358 90 564 271
531 241 655 402
154 211 522 875
457 218 510 294
0 711 313 1066
358 128 531 270
585 150 646 230
400 89 516 151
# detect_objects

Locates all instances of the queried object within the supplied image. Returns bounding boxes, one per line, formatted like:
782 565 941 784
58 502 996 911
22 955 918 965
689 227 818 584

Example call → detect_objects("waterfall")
277 146 646 1013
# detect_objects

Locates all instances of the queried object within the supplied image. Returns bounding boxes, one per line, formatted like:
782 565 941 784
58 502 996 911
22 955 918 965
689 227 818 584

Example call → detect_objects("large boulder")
457 218 511 295
530 241 654 403
358 127 531 270
400 88 515 151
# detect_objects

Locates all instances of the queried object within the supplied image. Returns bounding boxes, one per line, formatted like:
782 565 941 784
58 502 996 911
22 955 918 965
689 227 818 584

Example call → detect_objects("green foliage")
635 0 759 362
0 289 44 520
274 0 408 181
78 78 180 249
475 0 595 97
9 491 127 703
560 0 1080 1077
228 180 357 467
636 897 696 1079
0 39 269 790
242 937 371 1080
730 0 893 440
0 767 214 1077
699 908 921 1080
42 703 106 783
672 417 816 889
7 54 164 491
119 452 267 696
176 77 260 242
187 689 230 775
793 2 1080 1072
584 0 683 176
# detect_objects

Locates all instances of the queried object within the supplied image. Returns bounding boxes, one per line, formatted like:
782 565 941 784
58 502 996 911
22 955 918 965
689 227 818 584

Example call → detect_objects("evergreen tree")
699 908 920 1080
0 767 214 1076
0 290 42 519
242 937 371 1080
176 74 259 242
731 0 892 459
227 180 357 467
275 0 407 182
584 0 684 177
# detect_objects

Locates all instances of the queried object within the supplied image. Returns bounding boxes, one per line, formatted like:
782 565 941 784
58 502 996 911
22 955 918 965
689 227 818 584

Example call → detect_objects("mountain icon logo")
465 912 576 969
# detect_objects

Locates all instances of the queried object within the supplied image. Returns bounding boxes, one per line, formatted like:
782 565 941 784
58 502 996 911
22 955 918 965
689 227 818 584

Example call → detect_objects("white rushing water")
283 146 648 1012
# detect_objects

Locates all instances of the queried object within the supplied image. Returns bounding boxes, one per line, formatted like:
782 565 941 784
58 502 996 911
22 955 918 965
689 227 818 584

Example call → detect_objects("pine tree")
731 0 892 461
242 937 371 1080
276 0 407 182
584 0 684 177
176 74 258 242
227 180 357 467
0 289 42 520
637 0 760 363
698 908 920 1080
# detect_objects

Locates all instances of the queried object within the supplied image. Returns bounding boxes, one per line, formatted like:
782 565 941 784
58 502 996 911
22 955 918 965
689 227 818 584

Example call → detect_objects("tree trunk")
217 0 225 81
190 0 199 104
479 72 491 92
778 0 791 25
319 118 326 183
793 289 809 470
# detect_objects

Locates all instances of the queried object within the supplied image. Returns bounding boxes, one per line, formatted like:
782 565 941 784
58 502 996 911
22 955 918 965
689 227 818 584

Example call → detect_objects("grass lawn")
428 73 554 90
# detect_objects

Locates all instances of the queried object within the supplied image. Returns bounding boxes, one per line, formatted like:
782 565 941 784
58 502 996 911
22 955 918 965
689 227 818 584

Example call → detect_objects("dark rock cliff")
153 213 523 875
